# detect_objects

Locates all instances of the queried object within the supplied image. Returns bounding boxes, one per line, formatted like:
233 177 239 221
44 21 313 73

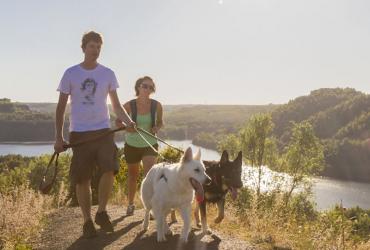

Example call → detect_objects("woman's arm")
152 101 163 134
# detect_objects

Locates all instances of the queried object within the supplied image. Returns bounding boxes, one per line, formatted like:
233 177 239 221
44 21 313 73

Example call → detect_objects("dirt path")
32 205 255 250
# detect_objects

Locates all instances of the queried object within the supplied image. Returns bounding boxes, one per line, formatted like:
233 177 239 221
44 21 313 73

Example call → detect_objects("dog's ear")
220 150 229 164
234 151 242 165
181 147 193 163
194 149 201 161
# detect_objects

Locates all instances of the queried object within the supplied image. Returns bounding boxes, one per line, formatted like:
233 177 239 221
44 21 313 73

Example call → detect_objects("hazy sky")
1 0 369 104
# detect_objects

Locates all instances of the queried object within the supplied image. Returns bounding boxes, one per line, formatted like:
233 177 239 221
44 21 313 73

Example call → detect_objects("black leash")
39 151 60 194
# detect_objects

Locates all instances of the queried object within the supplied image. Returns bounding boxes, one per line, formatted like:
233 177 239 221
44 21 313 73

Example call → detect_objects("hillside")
270 88 370 182
0 99 64 141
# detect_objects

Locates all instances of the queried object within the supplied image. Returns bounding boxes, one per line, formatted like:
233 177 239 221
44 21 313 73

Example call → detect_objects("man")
54 31 134 238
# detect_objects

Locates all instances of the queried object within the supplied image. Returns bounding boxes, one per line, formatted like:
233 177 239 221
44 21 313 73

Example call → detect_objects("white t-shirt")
57 64 119 132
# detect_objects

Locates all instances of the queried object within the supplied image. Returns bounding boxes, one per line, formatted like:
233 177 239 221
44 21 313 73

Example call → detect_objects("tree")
281 121 324 205
240 113 276 198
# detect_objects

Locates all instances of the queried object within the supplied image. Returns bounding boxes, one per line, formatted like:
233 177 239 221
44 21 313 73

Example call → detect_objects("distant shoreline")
0 139 128 145
0 141 54 145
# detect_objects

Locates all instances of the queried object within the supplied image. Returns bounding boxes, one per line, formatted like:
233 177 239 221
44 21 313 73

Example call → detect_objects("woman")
117 76 163 216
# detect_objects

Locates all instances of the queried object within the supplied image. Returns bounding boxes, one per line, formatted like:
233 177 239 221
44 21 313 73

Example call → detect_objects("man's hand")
54 138 68 153
116 118 136 132
115 118 126 128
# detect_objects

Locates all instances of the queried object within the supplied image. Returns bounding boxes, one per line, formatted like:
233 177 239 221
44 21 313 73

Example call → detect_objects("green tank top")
125 113 157 148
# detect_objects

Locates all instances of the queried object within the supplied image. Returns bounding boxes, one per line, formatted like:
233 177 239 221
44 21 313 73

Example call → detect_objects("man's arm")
109 90 135 127
54 92 69 152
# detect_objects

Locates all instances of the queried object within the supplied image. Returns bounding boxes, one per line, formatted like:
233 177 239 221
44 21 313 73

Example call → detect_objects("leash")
133 127 184 163
135 127 184 153
39 126 126 194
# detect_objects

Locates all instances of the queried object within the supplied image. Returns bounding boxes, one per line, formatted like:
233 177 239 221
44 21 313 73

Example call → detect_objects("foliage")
240 113 276 197
0 185 52 249
217 133 242 159
280 122 325 204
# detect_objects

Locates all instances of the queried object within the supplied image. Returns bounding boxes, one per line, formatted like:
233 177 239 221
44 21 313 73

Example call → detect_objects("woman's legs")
142 155 157 176
127 162 140 205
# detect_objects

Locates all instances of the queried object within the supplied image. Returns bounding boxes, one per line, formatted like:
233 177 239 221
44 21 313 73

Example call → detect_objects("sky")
1 0 370 105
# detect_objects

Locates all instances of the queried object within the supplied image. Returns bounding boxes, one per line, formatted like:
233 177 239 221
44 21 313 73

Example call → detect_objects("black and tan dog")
194 150 243 234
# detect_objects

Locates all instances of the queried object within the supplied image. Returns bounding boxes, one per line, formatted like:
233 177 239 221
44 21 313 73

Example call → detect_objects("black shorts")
69 128 119 185
123 143 158 164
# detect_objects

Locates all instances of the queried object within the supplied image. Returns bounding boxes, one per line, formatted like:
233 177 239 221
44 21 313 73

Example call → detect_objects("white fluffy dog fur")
140 147 210 242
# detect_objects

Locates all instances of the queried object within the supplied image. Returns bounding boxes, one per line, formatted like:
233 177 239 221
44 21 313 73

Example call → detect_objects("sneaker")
95 211 114 232
126 204 135 216
82 220 97 239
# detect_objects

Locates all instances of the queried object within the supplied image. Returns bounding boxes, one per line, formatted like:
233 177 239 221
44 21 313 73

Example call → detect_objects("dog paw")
202 229 212 235
196 223 201 228
214 216 224 224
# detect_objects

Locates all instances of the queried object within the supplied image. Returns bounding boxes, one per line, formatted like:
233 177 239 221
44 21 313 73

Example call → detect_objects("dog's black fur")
194 150 243 233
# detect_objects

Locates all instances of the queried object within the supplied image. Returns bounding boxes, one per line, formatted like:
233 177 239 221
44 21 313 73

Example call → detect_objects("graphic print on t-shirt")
80 78 98 105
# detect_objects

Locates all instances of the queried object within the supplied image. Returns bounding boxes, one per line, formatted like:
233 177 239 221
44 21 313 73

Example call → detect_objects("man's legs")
94 170 114 232
76 178 97 238
76 179 92 223
97 170 114 213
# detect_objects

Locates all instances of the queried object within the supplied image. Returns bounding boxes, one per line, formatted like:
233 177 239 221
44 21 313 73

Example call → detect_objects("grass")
198 194 370 250
0 185 52 249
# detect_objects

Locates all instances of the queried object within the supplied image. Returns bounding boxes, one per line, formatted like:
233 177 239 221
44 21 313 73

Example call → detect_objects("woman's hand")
151 126 160 134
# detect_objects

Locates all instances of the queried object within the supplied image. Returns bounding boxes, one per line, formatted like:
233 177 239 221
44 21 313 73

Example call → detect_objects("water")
1 141 370 210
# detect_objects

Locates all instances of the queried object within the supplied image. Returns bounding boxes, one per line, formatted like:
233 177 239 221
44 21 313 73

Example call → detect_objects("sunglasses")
141 83 155 91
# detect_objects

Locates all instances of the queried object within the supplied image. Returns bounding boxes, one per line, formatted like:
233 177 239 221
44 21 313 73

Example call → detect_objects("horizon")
1 0 370 104
6 86 368 106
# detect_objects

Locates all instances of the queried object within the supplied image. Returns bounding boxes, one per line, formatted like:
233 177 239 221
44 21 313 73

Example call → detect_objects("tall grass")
209 187 370 249
0 185 52 249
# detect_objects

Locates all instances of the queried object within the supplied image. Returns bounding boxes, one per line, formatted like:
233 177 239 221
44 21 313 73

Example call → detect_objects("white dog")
140 147 211 243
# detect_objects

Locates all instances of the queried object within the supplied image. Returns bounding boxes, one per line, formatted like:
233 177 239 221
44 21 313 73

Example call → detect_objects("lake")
1 140 369 210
